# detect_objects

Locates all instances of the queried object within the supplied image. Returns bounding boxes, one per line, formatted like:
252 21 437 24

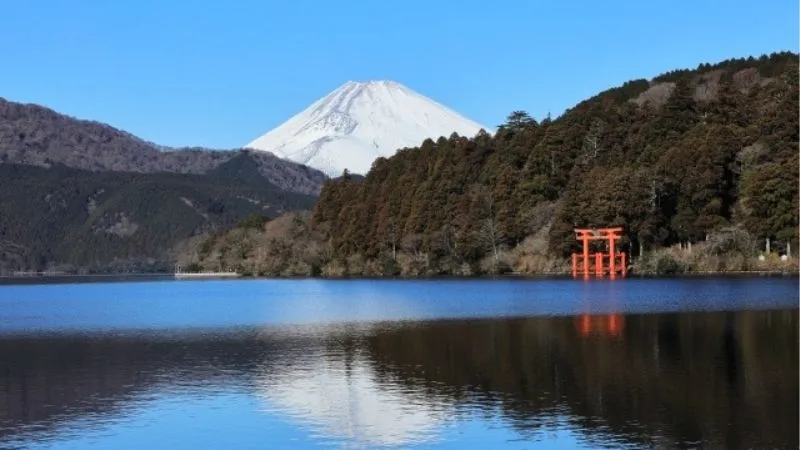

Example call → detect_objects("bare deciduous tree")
470 185 501 267
385 216 398 260
581 118 606 162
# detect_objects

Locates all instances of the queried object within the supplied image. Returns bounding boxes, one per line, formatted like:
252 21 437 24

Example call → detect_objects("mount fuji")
244 80 489 177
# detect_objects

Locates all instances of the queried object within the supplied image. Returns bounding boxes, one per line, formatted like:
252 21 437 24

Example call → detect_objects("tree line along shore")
177 53 799 278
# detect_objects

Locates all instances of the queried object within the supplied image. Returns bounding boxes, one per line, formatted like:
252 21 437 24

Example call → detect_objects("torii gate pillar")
571 228 627 279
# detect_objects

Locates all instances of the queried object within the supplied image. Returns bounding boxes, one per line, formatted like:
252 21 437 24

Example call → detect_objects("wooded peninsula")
178 52 799 277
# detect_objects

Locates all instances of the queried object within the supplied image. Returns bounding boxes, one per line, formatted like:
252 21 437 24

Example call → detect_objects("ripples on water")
0 278 797 449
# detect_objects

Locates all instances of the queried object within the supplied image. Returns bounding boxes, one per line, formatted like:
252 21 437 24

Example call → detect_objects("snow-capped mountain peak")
244 80 489 176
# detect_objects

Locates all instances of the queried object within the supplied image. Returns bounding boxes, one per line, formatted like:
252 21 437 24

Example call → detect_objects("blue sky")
1 0 797 149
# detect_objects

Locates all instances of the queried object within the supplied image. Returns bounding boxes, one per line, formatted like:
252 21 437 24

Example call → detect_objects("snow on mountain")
244 80 489 177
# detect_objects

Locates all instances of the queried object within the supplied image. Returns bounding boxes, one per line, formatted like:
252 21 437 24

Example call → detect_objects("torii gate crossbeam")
571 227 627 279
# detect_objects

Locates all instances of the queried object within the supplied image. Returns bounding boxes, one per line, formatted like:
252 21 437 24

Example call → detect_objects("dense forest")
0 155 316 274
363 311 798 449
183 52 799 276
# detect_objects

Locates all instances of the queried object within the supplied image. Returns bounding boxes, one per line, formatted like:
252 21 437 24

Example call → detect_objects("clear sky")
1 0 797 149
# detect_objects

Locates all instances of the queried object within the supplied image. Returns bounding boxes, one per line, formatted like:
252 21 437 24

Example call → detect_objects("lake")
0 277 797 449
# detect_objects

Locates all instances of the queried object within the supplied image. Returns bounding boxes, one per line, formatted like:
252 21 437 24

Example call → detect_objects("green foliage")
500 111 538 130
0 163 316 272
309 52 798 271
653 52 796 83
739 155 799 242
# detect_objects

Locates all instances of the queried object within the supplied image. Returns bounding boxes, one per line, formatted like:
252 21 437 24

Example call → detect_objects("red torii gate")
571 227 627 279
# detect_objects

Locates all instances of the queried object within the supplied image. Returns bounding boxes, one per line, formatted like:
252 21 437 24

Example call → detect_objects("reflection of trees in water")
0 312 796 449
0 330 319 443
362 311 798 450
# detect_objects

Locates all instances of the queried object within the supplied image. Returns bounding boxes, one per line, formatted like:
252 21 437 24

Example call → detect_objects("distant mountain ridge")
244 80 488 176
0 97 326 272
0 97 326 195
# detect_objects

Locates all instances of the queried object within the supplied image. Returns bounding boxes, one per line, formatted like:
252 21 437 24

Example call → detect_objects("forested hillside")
0 158 316 274
182 52 799 276
0 95 329 273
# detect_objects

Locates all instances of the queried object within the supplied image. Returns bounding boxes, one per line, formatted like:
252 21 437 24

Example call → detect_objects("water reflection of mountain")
0 310 796 449
252 330 454 447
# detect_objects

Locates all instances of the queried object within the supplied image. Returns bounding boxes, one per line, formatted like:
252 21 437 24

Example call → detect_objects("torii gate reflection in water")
576 314 624 337
571 227 627 279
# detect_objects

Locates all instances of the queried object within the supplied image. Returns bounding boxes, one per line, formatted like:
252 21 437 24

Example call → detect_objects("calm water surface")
0 277 797 449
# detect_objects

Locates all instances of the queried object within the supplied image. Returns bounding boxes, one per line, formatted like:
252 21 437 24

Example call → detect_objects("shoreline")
174 272 240 280
0 269 794 286
0 271 238 285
